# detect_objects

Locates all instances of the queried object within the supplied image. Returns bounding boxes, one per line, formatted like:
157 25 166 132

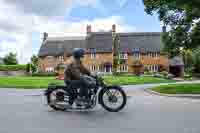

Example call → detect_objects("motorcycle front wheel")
99 87 127 112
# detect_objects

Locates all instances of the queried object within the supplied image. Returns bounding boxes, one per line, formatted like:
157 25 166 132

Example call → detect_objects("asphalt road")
0 85 200 133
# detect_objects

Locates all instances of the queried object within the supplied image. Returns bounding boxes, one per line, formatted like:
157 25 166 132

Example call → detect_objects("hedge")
31 72 57 77
0 65 27 71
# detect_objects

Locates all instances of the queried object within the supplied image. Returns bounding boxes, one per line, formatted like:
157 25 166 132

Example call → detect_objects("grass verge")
0 75 174 89
151 84 200 94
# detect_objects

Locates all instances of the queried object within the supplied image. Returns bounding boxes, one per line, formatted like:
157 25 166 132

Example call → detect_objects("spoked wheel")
46 88 70 111
99 87 127 112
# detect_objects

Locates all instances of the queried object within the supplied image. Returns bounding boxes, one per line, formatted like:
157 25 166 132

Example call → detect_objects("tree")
182 49 195 73
162 26 190 57
191 22 200 49
193 47 200 73
143 0 200 57
31 55 39 66
30 55 39 73
3 52 18 65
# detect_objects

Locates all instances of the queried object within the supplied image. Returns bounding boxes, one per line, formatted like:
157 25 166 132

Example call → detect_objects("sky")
0 0 161 64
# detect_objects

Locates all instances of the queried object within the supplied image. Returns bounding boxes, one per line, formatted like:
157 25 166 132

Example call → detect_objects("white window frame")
59 56 64 63
119 52 128 59
133 52 140 59
132 48 140 59
91 65 98 72
45 67 54 72
119 65 128 72
148 65 159 72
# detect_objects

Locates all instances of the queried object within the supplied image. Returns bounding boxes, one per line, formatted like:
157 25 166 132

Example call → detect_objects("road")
0 84 200 133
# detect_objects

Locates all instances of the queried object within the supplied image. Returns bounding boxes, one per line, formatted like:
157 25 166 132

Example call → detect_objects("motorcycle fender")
98 85 122 104
44 85 57 96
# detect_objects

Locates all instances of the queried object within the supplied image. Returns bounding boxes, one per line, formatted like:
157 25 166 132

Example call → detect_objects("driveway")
0 83 200 133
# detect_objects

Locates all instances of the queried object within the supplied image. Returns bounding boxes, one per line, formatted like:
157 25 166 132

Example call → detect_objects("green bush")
0 65 26 71
153 73 164 78
144 71 153 75
160 71 169 77
31 72 57 77
184 74 193 80
26 64 31 73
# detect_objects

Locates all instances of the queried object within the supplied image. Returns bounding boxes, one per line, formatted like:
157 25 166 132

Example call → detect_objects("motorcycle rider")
64 48 91 105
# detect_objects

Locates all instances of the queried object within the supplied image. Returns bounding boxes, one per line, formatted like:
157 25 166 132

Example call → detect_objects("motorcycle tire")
99 87 127 112
46 88 67 111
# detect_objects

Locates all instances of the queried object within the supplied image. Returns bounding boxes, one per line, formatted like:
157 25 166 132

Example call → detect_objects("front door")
169 66 183 77
104 64 112 73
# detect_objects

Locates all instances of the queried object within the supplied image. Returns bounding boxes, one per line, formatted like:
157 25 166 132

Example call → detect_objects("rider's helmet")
72 48 85 59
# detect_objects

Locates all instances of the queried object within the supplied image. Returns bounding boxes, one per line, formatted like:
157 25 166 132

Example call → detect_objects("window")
91 65 98 72
147 65 159 72
119 52 128 59
119 65 128 72
90 48 96 59
59 56 64 63
148 52 158 58
45 67 54 72
132 48 140 59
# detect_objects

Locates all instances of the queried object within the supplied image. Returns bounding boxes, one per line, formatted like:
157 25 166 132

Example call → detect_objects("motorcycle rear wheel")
46 88 69 111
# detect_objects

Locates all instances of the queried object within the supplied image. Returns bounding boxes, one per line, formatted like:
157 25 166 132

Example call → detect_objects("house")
38 25 169 74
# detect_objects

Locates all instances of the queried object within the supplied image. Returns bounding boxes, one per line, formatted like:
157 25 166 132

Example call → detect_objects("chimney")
162 25 167 33
112 24 116 33
86 25 92 34
43 32 48 42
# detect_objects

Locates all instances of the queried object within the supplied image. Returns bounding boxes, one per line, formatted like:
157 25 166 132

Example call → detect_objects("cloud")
0 0 135 64
34 16 136 37
3 0 104 16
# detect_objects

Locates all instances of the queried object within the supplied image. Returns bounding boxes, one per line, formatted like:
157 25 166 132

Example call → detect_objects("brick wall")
38 52 169 73
83 53 113 72
38 56 59 72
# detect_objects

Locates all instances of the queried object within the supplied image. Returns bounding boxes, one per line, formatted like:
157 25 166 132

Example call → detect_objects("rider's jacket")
64 59 91 81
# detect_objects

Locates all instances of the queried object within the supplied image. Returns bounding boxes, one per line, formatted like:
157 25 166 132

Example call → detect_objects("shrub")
31 64 37 73
26 64 31 73
166 74 174 79
144 71 153 76
0 65 26 71
160 71 169 77
184 74 193 80
153 73 164 78
31 72 57 77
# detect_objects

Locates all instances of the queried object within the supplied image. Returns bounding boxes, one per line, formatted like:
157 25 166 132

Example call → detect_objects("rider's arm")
81 64 91 76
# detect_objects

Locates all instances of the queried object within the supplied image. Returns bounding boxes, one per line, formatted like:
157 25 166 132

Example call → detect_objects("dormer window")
132 48 140 59
119 52 128 59
90 48 96 59
148 52 158 58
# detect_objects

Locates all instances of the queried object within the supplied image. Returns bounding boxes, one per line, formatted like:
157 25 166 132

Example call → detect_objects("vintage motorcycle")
44 75 127 112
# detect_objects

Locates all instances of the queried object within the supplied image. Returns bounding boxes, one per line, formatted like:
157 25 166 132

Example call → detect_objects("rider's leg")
79 77 89 99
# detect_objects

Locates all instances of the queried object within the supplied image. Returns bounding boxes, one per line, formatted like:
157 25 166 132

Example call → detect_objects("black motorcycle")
44 75 127 112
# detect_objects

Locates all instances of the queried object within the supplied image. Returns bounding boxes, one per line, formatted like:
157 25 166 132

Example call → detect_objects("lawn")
151 84 200 94
0 76 64 89
0 75 174 89
104 75 174 85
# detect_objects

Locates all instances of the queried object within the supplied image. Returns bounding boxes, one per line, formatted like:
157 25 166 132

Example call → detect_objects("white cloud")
0 0 136 64
2 0 104 16
34 16 136 37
